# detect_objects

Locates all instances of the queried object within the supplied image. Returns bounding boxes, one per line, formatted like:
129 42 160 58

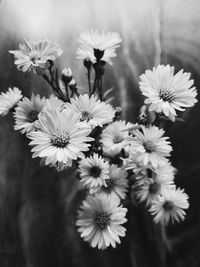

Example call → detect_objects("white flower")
66 94 115 128
77 29 121 65
101 120 134 157
149 187 189 224
28 108 93 167
9 39 62 73
127 126 172 168
139 65 198 121
135 174 174 206
79 153 109 193
76 194 127 250
14 94 46 134
0 87 22 116
96 164 128 200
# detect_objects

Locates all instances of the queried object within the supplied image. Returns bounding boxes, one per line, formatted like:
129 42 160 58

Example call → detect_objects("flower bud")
61 67 72 84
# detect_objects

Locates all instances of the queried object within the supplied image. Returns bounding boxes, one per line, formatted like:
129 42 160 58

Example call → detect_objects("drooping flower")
76 193 127 249
66 94 115 128
96 164 128 200
0 87 23 116
28 108 93 167
149 187 189 224
14 94 46 134
9 39 62 73
139 65 198 121
79 153 109 193
101 120 135 157
127 126 172 168
77 29 121 65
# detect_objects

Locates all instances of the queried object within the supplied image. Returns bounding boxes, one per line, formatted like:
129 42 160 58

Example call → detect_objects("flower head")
28 108 93 167
139 65 198 121
76 194 127 249
149 187 189 224
101 120 134 157
96 164 128 200
66 94 115 128
9 39 62 73
14 94 46 134
79 153 109 193
0 87 22 116
77 29 121 65
127 126 172 168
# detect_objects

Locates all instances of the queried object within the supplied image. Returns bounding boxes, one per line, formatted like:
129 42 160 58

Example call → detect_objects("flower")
0 87 22 116
77 29 121 65
76 194 127 249
127 126 172 168
101 120 134 157
135 173 174 206
45 94 65 111
96 164 128 200
28 108 93 167
14 94 46 134
79 153 109 193
66 94 115 128
139 65 198 121
149 187 189 224
9 39 62 73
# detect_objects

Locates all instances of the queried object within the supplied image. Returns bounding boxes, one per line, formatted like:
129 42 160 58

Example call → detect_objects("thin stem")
87 68 92 96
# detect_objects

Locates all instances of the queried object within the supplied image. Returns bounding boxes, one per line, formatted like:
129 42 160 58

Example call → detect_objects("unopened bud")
84 59 92 69
61 67 73 84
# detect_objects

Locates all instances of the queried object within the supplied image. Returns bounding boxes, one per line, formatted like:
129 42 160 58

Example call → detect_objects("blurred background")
0 0 200 266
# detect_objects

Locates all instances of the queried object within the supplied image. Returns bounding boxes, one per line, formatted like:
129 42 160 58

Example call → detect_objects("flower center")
51 132 70 148
143 141 156 153
95 211 110 229
89 166 102 178
27 110 39 122
159 88 174 102
113 135 123 144
80 111 93 122
149 182 160 194
163 200 174 211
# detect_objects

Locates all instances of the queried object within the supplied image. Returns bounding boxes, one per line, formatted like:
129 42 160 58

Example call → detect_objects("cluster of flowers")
0 30 198 250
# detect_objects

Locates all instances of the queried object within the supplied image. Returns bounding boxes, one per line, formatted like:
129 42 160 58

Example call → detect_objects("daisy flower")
45 94 65 111
76 194 127 249
9 39 62 73
14 94 46 134
79 153 109 193
135 174 174 206
66 94 115 128
96 164 128 200
127 126 172 168
101 120 135 157
77 29 121 65
139 65 198 121
0 87 22 116
149 187 189 224
28 108 93 167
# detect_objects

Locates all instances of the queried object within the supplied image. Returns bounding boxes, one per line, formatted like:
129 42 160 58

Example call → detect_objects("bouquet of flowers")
1 29 197 250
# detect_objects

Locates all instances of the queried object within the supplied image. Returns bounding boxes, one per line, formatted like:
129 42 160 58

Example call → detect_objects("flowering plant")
2 29 197 250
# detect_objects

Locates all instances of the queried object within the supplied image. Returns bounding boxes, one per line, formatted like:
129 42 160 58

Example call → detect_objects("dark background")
0 0 200 266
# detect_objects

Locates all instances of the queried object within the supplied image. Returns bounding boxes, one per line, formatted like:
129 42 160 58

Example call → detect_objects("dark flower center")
95 211 110 229
80 111 93 122
51 132 70 148
159 88 174 102
89 166 102 178
113 135 123 144
163 200 174 211
149 182 160 194
143 141 156 153
27 110 39 123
